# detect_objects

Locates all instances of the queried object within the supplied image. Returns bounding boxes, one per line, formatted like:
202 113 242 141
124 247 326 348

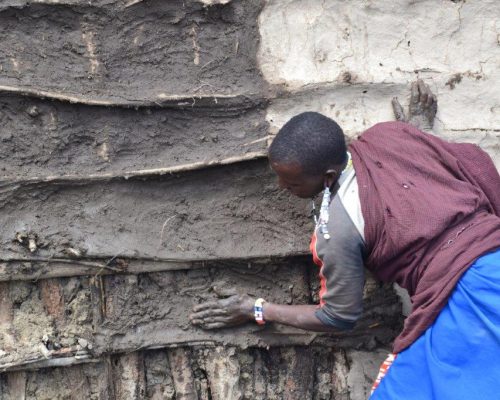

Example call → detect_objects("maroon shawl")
349 121 500 353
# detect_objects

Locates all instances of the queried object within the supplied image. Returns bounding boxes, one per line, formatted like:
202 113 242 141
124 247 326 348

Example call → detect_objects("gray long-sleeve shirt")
311 166 366 330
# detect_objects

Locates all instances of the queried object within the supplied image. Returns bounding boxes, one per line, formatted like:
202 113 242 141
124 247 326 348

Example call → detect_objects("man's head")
268 112 346 198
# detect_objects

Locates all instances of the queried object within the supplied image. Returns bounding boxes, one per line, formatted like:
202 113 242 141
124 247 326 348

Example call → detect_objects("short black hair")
268 112 346 176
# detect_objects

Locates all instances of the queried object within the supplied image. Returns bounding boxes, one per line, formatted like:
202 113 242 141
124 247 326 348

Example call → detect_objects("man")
190 81 500 398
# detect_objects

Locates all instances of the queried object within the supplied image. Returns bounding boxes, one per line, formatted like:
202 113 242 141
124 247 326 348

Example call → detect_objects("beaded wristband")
254 298 266 325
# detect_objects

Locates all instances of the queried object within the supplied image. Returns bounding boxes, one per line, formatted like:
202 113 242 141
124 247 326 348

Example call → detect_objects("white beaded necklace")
311 152 352 240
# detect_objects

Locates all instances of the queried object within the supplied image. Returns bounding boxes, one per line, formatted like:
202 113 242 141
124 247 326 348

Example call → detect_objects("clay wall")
0 0 498 398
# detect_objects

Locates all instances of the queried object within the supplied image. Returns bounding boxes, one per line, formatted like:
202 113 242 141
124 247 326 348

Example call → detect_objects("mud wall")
0 0 498 399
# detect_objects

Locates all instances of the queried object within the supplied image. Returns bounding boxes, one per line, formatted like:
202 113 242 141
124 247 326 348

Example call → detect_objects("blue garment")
371 248 500 400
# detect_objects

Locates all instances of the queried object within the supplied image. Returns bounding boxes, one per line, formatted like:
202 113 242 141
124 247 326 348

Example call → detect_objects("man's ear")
323 169 338 188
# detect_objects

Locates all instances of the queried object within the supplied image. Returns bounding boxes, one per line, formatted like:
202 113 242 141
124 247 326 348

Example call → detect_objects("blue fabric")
371 248 500 400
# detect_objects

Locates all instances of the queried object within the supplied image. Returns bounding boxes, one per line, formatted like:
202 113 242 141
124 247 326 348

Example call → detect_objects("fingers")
410 81 419 107
200 322 227 329
212 285 238 298
192 301 220 313
190 312 232 330
192 315 229 324
190 308 227 320
426 90 437 109
417 79 429 106
190 318 227 329
416 79 438 108
409 79 437 113
391 97 406 121
430 96 437 114
190 292 253 330
192 295 238 313
426 94 435 107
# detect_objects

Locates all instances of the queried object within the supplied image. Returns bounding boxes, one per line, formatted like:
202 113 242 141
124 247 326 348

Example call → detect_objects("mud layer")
0 160 313 261
96 266 400 354
0 260 402 371
0 94 268 179
0 0 267 103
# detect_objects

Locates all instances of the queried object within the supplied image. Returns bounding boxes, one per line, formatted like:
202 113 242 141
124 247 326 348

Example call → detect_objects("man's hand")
392 79 438 132
189 287 254 329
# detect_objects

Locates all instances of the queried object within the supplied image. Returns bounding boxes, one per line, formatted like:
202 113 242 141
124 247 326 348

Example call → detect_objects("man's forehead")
270 160 303 174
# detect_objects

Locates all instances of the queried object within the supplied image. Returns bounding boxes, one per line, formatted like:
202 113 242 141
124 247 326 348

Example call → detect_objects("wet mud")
0 159 311 261
0 260 402 371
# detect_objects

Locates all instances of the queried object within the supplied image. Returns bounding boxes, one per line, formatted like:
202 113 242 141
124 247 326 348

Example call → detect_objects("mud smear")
0 160 312 261
95 260 314 352
0 261 401 370
94 262 400 354
0 0 267 103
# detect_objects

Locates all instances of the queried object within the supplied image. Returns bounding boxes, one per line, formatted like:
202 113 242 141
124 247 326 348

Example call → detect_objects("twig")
158 215 176 249
124 0 144 7
4 257 123 272
1 151 267 186
0 84 257 108
0 253 308 282
0 346 83 371
2 251 307 266
242 136 272 146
